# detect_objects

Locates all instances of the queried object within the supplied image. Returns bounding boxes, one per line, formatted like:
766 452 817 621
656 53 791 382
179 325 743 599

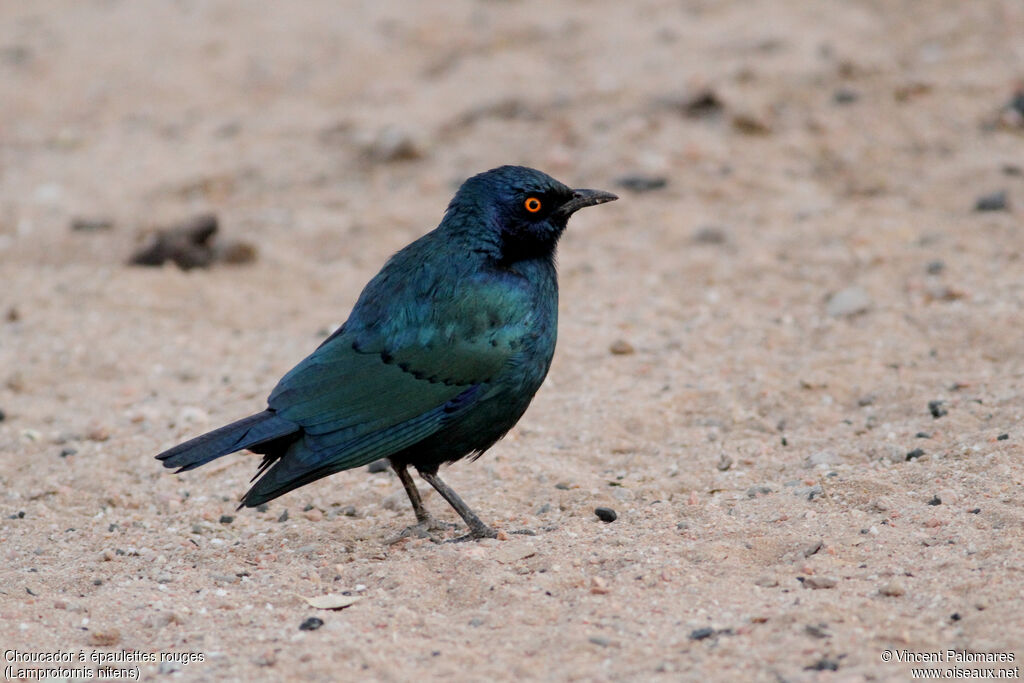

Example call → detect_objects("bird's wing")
267 279 530 453
239 287 530 504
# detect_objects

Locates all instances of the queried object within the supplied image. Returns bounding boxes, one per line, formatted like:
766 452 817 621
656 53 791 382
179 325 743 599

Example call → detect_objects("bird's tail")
156 410 299 472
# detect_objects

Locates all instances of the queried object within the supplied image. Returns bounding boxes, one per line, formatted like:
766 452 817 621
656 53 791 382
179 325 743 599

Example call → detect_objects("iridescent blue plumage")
156 166 616 539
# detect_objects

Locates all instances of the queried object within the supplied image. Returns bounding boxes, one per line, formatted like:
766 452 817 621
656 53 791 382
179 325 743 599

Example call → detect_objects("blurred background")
2 0 1023 679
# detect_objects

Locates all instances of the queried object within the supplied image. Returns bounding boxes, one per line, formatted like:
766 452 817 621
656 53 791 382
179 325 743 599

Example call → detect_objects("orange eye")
524 197 542 213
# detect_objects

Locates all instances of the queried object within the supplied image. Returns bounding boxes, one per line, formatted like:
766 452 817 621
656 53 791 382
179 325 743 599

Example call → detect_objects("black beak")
556 188 618 219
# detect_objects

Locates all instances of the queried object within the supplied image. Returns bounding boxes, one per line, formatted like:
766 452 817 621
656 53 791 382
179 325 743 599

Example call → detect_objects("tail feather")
156 410 299 472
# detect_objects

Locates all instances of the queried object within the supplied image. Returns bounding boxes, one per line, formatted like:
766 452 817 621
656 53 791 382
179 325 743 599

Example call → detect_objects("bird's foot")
446 525 536 543
387 517 458 544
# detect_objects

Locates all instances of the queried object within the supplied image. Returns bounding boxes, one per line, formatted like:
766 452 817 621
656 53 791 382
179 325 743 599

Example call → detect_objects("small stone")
974 190 1008 212
615 174 667 193
689 627 714 640
256 504 269 513
803 575 837 590
906 448 925 461
806 659 839 672
832 88 859 104
277 510 289 523
968 508 981 514
594 507 618 523
716 454 733 471
926 260 945 275
950 613 961 621
731 112 772 135
367 460 390 474
692 225 728 244
857 394 876 407
303 508 323 522
805 624 829 639
555 482 571 490
87 426 110 442
342 505 358 517
298 617 324 631
826 286 872 317
997 433 1009 441
927 495 941 506
879 581 905 597
589 576 610 594
915 432 931 438
71 217 114 232
803 540 823 557
747 486 772 498
588 636 612 647
88 629 121 646
364 126 423 162
609 340 634 355
219 515 234 524
928 400 948 418
671 88 724 118
59 447 77 458
754 576 778 588
158 661 182 674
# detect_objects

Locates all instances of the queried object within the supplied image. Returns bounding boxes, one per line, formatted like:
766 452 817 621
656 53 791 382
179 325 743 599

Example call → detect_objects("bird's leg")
387 460 456 543
418 470 497 540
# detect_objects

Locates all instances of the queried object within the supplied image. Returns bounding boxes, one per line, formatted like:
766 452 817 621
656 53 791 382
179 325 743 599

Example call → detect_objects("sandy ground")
3 1 1024 681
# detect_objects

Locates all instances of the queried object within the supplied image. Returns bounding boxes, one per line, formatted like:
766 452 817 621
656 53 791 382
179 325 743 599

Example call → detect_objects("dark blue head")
446 166 617 262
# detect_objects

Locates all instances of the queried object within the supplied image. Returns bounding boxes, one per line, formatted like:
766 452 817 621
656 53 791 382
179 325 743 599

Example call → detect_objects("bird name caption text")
4 649 204 680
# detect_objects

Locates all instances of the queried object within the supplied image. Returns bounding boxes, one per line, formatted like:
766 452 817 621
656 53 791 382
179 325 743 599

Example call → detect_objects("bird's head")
446 165 617 263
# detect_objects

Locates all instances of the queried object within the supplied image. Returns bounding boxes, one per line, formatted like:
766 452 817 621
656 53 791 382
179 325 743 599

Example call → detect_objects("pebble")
615 174 667 193
906 448 925 461
277 510 289 523
341 505 358 517
754 576 779 588
219 515 234 524
997 433 1009 441
916 432 931 438
974 190 1008 212
589 577 610 594
594 507 617 523
0 408 5 421
71 217 114 232
88 629 121 646
716 454 733 471
833 88 860 104
927 495 941 506
926 260 945 275
826 286 872 317
747 486 772 498
367 460 390 474
673 88 724 118
879 581 905 597
928 400 948 418
588 636 612 647
806 659 839 671
364 126 423 162
59 447 77 458
609 340 634 355
803 540 823 557
692 225 728 245
689 627 714 640
298 617 324 631
803 575 837 590
303 508 323 522
805 624 829 639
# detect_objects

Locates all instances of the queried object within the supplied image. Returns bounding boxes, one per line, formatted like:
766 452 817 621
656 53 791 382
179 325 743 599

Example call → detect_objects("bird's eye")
524 197 542 213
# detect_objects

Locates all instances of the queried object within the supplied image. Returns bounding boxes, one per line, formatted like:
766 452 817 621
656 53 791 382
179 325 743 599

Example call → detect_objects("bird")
156 165 617 540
